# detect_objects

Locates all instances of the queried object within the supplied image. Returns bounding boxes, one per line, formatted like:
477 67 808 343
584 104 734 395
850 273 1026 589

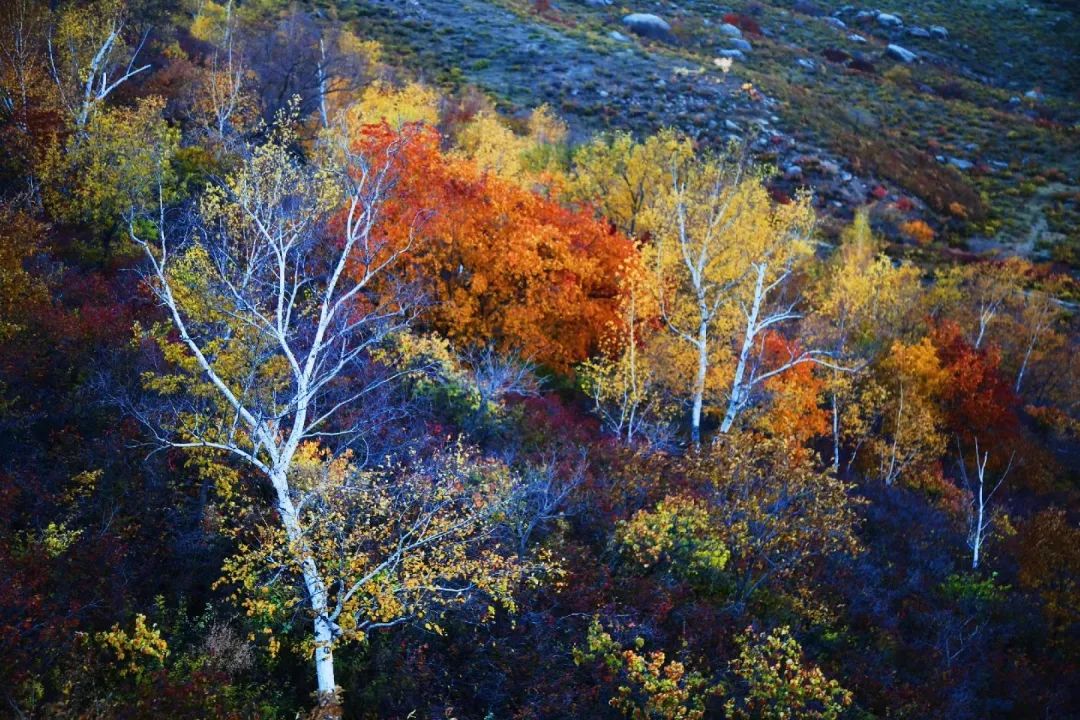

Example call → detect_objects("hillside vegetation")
0 1 1077 718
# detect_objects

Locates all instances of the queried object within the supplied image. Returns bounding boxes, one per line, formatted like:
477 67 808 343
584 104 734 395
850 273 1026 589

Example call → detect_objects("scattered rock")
854 10 876 22
929 25 949 39
716 49 746 60
797 58 816 70
729 38 753 52
907 26 930 38
948 157 973 171
622 13 672 41
825 17 847 29
1025 89 1044 102
609 30 630 42
845 107 878 128
724 119 742 131
877 12 903 27
784 164 803 179
848 33 867 43
719 23 742 38
886 44 918 63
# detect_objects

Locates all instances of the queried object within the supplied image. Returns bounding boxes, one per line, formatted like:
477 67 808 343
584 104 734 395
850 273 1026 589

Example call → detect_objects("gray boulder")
930 25 948 39
886 44 917 62
622 13 672 40
719 23 743 38
729 38 753 52
908 26 930 38
877 12 903 27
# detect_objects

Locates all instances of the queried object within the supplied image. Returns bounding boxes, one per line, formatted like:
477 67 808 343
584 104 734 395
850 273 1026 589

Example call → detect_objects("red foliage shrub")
769 187 793 205
347 123 636 371
932 321 1018 444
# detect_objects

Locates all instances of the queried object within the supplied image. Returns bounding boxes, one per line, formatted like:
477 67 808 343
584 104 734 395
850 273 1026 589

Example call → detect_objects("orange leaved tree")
351 123 636 371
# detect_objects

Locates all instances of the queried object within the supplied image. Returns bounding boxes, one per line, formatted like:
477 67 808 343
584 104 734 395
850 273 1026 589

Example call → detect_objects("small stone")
725 119 742 131
825 17 846 28
929 25 948 39
886 44 917 63
719 23 743 38
622 13 673 41
848 33 867 43
729 38 753 52
716 49 746 60
784 164 803 179
797 58 816 70
609 30 629 42
948 157 973 171
907 26 930 38
877 12 903 27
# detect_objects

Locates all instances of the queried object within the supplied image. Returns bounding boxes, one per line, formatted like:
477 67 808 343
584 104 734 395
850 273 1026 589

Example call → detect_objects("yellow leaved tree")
809 209 924 471
130 116 543 716
569 129 693 236
641 145 819 442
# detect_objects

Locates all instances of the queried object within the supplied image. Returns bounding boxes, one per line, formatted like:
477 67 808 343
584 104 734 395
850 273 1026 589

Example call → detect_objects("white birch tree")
128 118 535 715
956 438 1013 570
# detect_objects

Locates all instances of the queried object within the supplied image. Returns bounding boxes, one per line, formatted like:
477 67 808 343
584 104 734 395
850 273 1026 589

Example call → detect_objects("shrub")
900 219 936 245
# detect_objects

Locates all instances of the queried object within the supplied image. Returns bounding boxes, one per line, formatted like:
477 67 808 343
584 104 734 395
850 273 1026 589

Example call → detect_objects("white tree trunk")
271 468 339 707
831 390 840 473
313 616 338 704
720 264 765 434
690 320 708 446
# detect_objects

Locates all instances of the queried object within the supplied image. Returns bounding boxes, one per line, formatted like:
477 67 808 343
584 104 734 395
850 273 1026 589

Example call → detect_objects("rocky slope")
338 0 1080 265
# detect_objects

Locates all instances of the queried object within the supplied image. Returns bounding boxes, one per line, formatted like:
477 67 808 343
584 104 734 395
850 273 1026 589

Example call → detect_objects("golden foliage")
725 626 852 720
95 614 169 680
216 442 537 653
348 80 439 130
575 619 719 720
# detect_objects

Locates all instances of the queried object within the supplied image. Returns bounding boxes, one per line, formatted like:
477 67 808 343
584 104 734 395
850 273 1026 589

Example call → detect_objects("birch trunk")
720 264 765 434
690 319 708 446
271 468 339 708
